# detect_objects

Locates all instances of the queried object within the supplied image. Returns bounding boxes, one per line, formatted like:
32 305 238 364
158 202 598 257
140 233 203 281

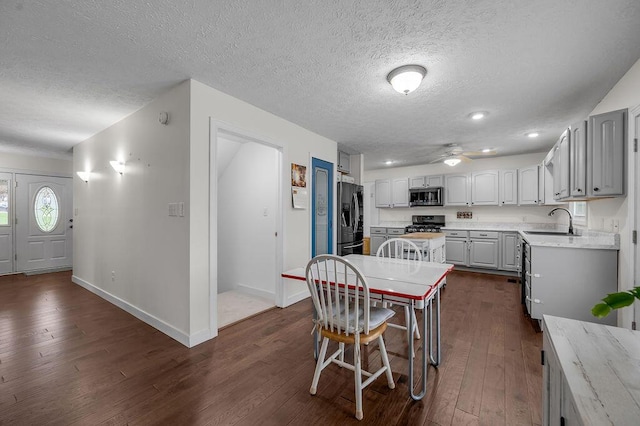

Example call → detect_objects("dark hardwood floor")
0 270 542 425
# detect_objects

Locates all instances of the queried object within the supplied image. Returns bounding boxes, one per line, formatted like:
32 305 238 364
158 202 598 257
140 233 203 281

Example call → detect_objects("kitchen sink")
523 230 579 236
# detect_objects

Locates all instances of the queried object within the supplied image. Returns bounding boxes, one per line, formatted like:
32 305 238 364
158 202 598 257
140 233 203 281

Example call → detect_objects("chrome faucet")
548 208 574 235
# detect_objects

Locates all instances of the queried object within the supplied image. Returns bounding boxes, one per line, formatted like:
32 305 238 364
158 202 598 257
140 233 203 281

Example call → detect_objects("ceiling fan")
427 143 497 165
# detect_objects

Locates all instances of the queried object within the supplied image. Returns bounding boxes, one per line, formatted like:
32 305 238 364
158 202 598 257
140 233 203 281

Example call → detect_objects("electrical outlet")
111 271 115 281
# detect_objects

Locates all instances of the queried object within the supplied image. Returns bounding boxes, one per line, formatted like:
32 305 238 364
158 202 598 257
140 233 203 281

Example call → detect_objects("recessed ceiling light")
482 148 492 153
385 160 394 165
526 132 539 138
470 112 486 120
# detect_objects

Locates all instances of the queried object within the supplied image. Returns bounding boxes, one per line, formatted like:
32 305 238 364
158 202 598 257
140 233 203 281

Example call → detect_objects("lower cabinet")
543 328 579 426
443 230 468 265
468 231 499 269
543 316 640 425
527 244 618 325
444 230 507 271
369 226 405 255
500 232 519 271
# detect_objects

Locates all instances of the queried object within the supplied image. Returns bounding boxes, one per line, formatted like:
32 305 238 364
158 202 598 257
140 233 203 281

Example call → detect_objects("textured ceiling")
1 1 640 168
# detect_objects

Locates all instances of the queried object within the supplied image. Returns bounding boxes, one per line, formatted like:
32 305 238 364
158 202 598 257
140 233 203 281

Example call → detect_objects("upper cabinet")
337 151 350 173
470 170 499 206
570 121 587 197
552 129 570 200
499 169 518 206
588 109 626 197
445 174 471 206
375 178 409 208
518 166 539 205
410 174 443 189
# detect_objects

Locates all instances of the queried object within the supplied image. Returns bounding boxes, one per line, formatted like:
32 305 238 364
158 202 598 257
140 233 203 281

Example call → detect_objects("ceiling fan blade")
462 150 497 156
459 155 472 163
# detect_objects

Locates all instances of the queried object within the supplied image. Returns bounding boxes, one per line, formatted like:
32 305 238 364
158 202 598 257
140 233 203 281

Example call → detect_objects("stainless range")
402 215 447 263
404 215 446 234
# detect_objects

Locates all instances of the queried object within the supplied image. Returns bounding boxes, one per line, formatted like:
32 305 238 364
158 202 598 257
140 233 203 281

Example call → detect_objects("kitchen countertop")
398 232 445 240
543 315 640 424
441 223 619 250
372 222 411 229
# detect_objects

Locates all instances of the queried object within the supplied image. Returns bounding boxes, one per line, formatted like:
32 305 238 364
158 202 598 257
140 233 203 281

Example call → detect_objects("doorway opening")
212 123 282 331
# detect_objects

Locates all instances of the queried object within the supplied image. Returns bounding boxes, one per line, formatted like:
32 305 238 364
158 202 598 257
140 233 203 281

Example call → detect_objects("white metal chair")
305 255 395 421
376 238 422 342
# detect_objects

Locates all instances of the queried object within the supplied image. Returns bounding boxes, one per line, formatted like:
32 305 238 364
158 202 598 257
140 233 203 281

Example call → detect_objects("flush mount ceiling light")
482 148 492 153
526 132 540 138
387 65 427 95
444 158 461 167
384 160 394 165
76 171 90 182
110 160 126 175
470 111 487 120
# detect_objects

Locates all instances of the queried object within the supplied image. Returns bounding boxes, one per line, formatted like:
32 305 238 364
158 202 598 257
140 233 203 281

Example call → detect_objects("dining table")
281 254 454 400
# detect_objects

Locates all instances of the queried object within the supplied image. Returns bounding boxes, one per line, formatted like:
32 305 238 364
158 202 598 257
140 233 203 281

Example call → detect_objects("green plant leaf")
592 303 612 318
629 287 640 298
602 292 636 309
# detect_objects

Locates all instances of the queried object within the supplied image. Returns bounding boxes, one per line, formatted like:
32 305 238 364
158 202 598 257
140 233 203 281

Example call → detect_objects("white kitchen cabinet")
443 230 468 265
499 169 518 206
391 178 409 207
552 129 570 200
525 243 618 325
375 179 391 207
569 120 587 197
500 232 518 271
375 178 409 208
337 151 350 173
470 170 499 206
444 174 470 206
542 316 640 426
409 174 443 189
588 109 626 197
518 166 539 205
468 231 499 269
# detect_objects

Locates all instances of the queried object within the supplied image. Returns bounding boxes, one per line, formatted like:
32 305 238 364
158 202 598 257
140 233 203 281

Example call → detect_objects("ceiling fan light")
444 158 461 167
387 65 427 95
482 148 492 153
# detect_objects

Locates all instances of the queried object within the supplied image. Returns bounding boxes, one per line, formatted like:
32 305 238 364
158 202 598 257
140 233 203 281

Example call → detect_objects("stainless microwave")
409 187 443 207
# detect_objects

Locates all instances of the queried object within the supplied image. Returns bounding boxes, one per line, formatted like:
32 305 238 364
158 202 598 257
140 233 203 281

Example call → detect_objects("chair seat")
328 305 394 335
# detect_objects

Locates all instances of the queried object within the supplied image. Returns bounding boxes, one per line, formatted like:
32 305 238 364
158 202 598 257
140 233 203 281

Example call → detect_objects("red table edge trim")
281 266 454 301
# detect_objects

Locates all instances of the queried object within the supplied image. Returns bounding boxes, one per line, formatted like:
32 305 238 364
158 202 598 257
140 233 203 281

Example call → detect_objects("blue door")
311 158 333 256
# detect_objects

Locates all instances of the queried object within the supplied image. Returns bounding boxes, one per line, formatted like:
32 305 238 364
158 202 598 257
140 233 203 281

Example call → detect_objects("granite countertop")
441 223 619 250
373 222 411 229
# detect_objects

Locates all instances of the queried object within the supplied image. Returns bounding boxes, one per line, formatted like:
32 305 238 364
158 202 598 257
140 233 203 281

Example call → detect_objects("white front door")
0 172 13 274
16 174 73 272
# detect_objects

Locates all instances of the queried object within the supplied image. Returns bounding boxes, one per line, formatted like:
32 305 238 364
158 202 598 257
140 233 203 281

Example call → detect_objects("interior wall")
363 152 568 228
587 56 640 328
189 79 337 340
217 138 278 298
72 81 191 344
0 152 72 175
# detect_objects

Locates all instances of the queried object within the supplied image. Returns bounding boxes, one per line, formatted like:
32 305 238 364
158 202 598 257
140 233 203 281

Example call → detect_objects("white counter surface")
544 315 640 425
441 223 619 250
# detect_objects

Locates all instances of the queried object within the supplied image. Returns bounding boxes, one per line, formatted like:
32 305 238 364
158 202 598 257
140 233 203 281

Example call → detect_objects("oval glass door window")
34 186 59 232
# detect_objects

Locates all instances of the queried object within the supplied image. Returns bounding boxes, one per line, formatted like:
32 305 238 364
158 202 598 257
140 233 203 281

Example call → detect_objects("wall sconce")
76 171 91 182
110 160 126 174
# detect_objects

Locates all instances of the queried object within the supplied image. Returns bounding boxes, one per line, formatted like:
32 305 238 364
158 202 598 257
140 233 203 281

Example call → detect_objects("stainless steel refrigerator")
337 182 364 256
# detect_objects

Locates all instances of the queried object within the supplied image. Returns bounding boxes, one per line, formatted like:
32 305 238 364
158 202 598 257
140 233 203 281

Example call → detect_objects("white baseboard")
235 283 276 301
279 290 309 308
71 275 211 348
